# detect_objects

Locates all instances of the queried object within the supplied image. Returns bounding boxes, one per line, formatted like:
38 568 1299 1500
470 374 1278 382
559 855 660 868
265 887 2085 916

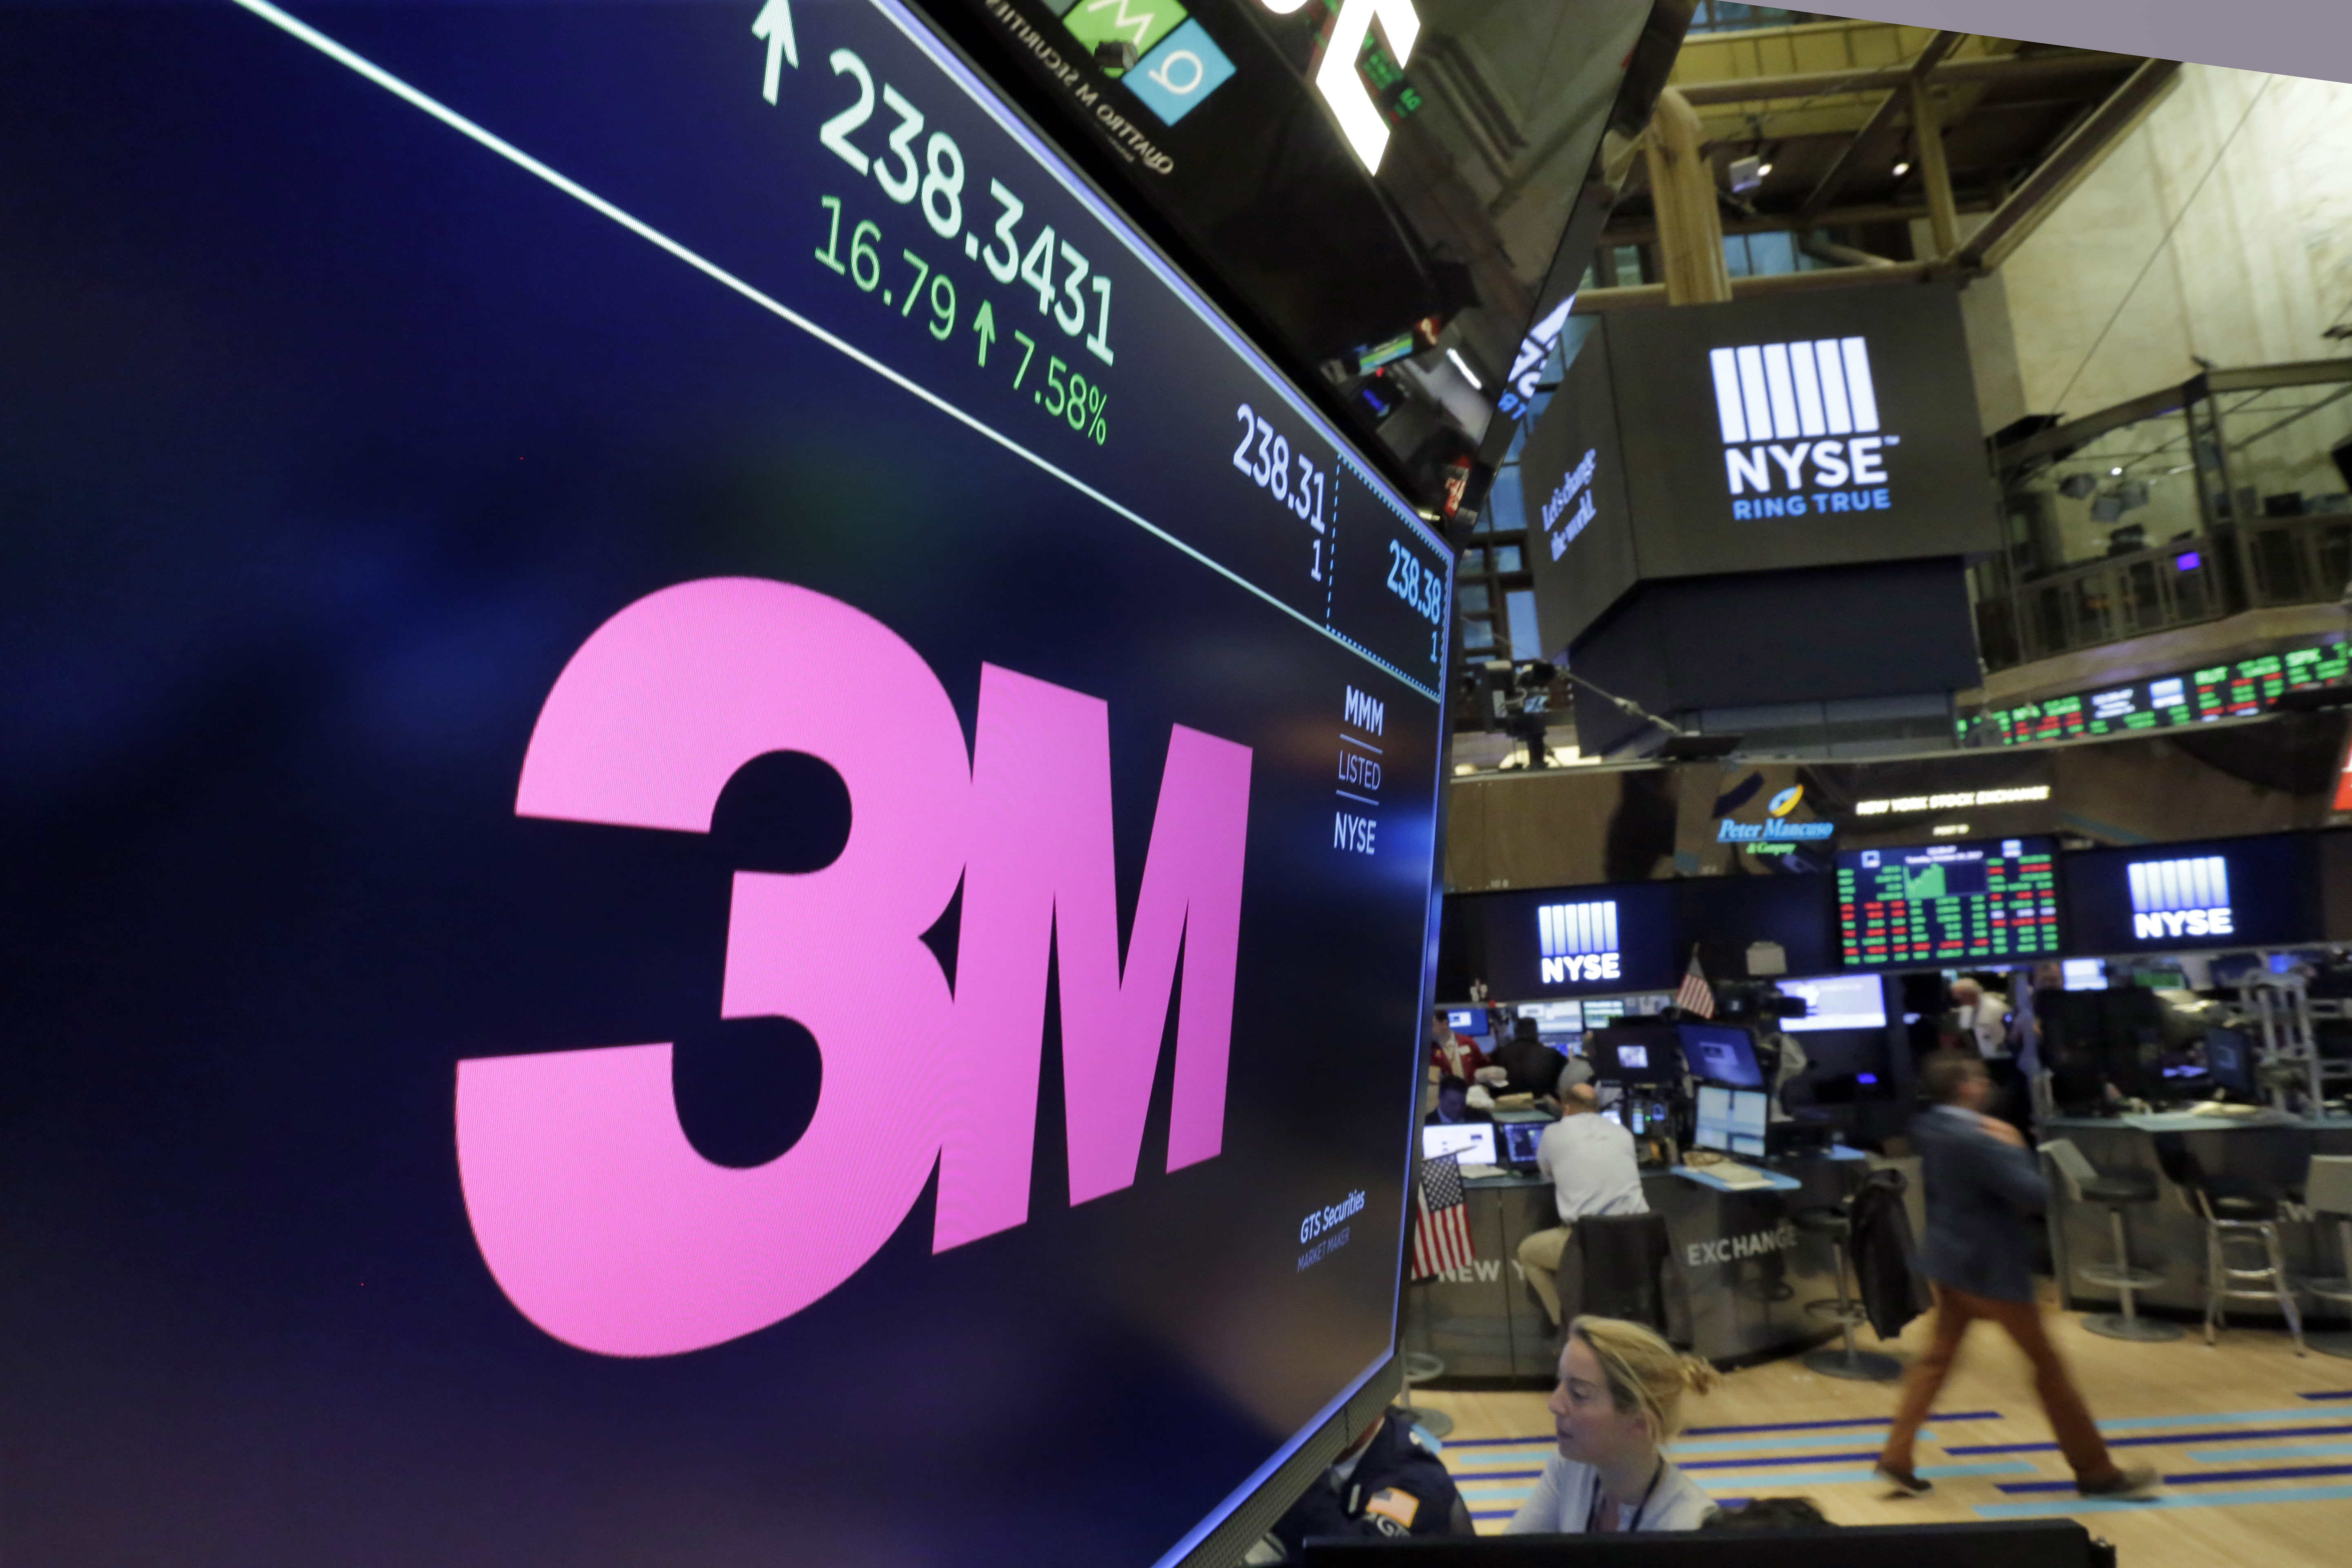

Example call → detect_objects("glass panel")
1459 585 1492 615
1506 590 1541 661
1492 544 1523 573
1463 617 1496 651
1746 231 1797 277
1484 465 1526 532
1459 548 1487 575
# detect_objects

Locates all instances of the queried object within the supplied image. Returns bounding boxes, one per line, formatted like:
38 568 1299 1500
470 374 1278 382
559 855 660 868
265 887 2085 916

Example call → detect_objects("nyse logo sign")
457 579 1251 1357
1537 899 1620 985
1709 337 1898 521
2129 855 2234 940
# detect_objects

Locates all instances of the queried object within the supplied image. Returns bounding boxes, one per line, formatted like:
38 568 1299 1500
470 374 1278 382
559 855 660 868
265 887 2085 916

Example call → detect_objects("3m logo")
1344 686 1385 735
2128 855 2234 940
1709 338 1896 517
455 579 1252 1357
1536 900 1620 985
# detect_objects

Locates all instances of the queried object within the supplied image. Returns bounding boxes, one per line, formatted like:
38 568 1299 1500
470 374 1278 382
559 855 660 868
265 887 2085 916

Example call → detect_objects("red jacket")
1430 1032 1491 1082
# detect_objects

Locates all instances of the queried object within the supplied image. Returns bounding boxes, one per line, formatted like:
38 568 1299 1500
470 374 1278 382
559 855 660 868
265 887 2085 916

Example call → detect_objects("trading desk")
1401 1150 1880 1377
2042 1114 2352 1321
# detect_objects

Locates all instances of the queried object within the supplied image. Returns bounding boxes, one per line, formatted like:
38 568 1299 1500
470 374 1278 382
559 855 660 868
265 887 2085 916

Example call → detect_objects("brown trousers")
1879 1283 2121 1484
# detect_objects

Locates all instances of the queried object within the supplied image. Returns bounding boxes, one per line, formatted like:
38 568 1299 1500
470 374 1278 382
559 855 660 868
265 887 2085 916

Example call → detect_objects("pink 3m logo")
454 578 1252 1357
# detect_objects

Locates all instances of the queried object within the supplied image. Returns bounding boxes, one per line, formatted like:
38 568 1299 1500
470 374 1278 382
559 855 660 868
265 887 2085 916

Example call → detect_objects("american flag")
1676 948 1715 1018
1411 1152 1476 1278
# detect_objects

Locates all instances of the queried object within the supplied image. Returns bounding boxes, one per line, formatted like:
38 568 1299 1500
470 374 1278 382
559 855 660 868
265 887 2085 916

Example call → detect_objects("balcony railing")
1976 359 2352 672
1972 514 2352 668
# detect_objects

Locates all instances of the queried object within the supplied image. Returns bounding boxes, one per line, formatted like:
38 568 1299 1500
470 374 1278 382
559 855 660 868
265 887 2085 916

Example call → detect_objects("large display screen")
0 4 1450 1564
2065 834 2316 955
1525 285 2001 648
1837 838 2061 967
1453 882 1682 999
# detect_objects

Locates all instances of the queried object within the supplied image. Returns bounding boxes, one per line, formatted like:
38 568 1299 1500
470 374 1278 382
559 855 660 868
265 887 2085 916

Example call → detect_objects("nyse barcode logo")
1709 339 1897 518
1536 900 1621 984
2127 855 2235 940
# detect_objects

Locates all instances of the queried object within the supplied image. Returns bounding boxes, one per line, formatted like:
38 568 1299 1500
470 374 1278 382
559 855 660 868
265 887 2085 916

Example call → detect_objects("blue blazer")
1912 1105 2049 1303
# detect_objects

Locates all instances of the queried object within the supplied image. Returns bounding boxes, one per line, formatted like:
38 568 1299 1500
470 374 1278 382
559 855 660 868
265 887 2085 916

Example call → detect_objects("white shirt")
1506 1454 1716 1533
1962 994 2012 1059
1536 1114 1648 1225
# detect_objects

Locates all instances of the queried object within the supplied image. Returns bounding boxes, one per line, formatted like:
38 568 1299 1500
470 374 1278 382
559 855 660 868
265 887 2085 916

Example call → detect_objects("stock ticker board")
1837 838 2061 967
1972 639 2352 745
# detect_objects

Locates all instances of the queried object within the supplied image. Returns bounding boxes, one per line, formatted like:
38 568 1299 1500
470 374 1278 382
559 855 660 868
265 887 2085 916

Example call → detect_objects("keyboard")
1702 1161 1777 1189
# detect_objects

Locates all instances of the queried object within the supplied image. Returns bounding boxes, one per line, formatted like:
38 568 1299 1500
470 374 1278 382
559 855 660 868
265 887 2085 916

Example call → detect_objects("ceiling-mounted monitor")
1774 973 1888 1031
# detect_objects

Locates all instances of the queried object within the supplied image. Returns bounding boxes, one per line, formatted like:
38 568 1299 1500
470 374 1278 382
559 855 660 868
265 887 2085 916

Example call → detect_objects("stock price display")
1978 639 2352 745
1838 838 2060 967
755 4 1449 691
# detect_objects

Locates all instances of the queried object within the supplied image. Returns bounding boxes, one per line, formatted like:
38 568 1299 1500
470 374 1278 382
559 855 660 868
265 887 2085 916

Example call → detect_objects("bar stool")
1796 1203 1901 1381
2152 1133 2305 1354
2296 1155 2352 1361
1394 1351 1453 1438
2042 1138 2181 1342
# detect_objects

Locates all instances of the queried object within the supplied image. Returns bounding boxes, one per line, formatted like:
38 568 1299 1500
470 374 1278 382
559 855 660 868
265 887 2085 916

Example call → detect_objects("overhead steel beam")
1799 31 1965 223
1601 199 1996 246
1675 49 2143 108
1570 261 1934 314
1953 59 2183 274
2208 359 2352 393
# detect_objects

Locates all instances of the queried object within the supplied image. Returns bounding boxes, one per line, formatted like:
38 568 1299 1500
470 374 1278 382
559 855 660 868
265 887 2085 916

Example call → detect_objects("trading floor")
1421 1290 2347 1560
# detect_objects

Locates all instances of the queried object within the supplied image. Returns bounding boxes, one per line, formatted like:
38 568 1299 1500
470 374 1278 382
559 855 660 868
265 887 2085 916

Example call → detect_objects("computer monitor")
1589 1024 1683 1085
1444 1007 1490 1037
1693 1085 1734 1152
1303 1516 2107 1568
1422 1123 1498 1166
1515 999 1583 1035
2205 1025 2257 1097
1695 1085 1770 1157
2062 958 2109 991
1679 1023 1765 1089
0 2 1459 1560
1774 974 1887 1031
1726 1088 1769 1158
1499 1122 1546 1166
1582 998 1627 1027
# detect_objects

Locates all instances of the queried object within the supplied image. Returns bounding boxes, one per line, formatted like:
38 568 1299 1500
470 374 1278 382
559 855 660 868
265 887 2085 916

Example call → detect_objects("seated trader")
1247 1408 1469 1561
1492 1016 1571 1101
1516 1084 1648 1327
1508 1316 1719 1533
1428 1009 1490 1085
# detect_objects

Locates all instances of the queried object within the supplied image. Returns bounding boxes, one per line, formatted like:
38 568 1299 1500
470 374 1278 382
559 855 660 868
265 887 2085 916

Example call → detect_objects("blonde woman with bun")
1506 1316 1722 1534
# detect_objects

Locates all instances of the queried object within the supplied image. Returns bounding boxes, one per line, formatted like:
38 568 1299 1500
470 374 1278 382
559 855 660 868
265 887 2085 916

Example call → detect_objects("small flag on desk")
1412 1151 1475 1279
1677 947 1715 1018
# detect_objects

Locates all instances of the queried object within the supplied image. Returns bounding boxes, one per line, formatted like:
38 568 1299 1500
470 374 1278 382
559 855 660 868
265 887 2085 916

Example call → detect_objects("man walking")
1875 1052 2155 1501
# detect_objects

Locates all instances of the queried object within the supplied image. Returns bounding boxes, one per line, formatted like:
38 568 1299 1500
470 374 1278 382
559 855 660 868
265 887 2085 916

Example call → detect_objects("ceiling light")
1446 348 1483 391
1756 162 1773 177
2111 466 2124 475
1892 160 1911 176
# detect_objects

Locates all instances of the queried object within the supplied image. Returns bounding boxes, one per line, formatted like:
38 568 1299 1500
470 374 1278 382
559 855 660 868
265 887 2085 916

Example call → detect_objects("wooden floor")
1414 1292 2352 1565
